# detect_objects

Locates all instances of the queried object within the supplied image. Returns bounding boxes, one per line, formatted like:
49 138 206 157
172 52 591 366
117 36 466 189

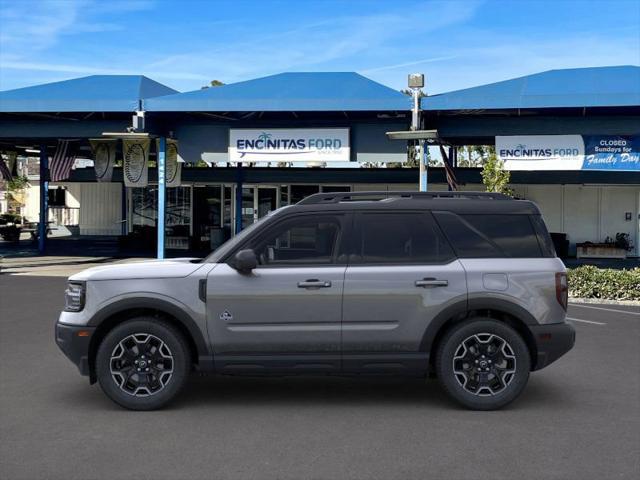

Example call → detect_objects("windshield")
201 206 291 263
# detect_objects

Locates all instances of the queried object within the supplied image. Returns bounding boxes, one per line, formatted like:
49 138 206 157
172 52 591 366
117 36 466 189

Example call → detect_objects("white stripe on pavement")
566 317 607 325
569 303 640 317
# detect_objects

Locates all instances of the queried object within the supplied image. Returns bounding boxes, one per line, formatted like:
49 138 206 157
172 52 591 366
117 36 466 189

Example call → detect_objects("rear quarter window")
433 212 544 258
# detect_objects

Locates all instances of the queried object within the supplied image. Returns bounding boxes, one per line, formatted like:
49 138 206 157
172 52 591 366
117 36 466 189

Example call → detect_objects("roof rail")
297 191 511 205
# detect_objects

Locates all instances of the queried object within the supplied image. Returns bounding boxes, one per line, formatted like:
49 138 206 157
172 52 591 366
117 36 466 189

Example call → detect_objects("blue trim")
235 163 243 235
38 145 48 254
419 145 428 192
157 137 166 259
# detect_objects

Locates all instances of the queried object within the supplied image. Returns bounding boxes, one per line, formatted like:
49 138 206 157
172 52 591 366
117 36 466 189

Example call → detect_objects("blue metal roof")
145 72 411 112
422 66 640 111
0 75 178 113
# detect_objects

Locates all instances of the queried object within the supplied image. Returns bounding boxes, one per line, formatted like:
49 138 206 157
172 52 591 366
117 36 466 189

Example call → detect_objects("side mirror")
233 249 258 274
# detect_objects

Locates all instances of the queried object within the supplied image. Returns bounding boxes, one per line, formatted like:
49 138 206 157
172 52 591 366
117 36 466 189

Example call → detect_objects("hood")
69 258 204 281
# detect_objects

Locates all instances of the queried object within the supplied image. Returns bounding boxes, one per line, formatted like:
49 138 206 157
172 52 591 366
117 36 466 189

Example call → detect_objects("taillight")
555 272 568 311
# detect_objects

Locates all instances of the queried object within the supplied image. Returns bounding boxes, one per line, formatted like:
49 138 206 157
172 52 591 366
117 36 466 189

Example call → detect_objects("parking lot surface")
1 274 638 480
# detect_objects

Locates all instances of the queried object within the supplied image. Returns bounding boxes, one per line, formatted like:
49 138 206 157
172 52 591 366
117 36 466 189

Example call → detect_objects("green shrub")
568 265 640 301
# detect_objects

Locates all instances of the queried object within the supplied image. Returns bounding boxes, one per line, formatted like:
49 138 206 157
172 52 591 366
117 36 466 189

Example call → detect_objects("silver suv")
56 191 575 411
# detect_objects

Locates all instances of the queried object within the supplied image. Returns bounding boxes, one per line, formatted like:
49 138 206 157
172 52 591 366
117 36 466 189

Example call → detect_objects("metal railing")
48 207 79 226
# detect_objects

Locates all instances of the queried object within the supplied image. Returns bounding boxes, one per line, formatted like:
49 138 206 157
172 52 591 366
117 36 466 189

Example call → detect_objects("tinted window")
354 212 454 264
434 212 542 258
251 215 341 266
530 215 556 257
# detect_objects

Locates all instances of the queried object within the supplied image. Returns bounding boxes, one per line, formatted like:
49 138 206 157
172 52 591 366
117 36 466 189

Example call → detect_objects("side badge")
219 310 233 322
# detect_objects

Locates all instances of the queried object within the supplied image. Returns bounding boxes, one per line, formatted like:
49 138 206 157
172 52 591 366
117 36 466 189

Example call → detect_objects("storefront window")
130 186 191 250
321 185 351 193
166 187 191 250
131 187 157 229
290 185 320 203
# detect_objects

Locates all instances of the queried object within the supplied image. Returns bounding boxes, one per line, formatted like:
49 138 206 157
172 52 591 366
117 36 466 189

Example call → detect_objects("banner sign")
229 128 350 163
582 136 640 171
90 139 116 182
156 138 181 187
497 135 640 171
122 138 150 187
496 135 584 170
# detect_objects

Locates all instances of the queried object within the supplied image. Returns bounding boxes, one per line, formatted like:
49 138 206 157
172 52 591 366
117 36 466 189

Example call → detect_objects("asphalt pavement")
1 274 638 480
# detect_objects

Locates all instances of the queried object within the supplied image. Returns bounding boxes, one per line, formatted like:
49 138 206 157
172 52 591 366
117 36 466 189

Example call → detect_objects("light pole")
408 73 426 191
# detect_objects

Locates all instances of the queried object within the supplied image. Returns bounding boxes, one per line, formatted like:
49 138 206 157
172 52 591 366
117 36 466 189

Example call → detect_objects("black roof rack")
297 191 511 205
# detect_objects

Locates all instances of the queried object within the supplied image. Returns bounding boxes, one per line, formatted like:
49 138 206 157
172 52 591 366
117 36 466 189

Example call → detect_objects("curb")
569 297 640 306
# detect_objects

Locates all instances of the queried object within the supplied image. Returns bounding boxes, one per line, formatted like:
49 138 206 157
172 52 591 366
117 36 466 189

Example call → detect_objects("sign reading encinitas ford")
229 128 350 163
496 135 584 170
496 135 640 171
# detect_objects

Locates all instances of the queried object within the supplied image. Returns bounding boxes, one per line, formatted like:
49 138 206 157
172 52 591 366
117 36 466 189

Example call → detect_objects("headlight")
64 282 85 312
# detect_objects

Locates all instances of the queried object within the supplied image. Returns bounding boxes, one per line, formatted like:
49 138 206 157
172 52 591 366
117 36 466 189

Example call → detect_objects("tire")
436 318 530 410
96 318 191 410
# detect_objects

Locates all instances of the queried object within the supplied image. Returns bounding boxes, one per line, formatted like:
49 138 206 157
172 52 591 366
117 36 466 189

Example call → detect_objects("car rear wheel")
96 318 190 410
436 318 530 410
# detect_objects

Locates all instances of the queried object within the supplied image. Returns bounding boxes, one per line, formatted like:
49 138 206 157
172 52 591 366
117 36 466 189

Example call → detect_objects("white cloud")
361 56 459 74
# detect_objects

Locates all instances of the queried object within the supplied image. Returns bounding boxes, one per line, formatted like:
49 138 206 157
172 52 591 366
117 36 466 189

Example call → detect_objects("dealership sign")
229 128 350 163
496 135 585 170
497 135 640 171
582 136 640 171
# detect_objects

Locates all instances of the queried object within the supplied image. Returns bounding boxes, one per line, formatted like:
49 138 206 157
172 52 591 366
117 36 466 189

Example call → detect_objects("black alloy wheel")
96 318 190 410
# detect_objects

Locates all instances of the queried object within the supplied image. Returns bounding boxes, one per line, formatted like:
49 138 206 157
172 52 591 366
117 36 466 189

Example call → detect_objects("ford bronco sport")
56 191 575 410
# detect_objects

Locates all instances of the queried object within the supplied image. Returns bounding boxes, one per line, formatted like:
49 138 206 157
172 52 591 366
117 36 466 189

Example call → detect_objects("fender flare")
419 297 537 353
87 297 210 357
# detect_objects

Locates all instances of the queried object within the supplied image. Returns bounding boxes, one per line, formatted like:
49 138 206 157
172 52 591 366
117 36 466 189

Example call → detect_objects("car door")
341 211 467 373
206 212 349 373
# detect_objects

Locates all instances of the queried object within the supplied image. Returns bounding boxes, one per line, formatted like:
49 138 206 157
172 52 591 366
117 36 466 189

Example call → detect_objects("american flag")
439 145 458 191
0 156 12 181
49 140 78 182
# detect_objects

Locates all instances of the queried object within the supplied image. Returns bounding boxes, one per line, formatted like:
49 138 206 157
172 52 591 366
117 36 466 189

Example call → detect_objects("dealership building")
0 66 638 257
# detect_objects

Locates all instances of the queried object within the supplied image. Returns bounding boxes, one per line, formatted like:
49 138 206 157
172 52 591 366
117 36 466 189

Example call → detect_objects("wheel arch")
422 298 539 373
86 298 209 384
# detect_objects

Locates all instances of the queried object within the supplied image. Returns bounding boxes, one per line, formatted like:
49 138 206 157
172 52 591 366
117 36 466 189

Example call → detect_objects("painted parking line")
566 317 607 325
569 303 640 317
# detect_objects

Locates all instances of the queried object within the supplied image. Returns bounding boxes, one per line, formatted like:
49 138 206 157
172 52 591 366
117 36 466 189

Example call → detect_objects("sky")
0 0 639 94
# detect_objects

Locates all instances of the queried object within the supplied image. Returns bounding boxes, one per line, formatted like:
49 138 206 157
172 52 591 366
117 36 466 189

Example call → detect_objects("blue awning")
0 75 178 113
422 66 640 111
145 72 411 112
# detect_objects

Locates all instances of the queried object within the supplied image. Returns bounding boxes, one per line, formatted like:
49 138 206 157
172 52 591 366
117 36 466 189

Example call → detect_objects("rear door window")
352 212 455 264
433 212 543 258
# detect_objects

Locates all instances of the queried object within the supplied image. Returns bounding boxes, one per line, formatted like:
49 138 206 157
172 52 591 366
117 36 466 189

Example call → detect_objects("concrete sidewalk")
0 256 148 277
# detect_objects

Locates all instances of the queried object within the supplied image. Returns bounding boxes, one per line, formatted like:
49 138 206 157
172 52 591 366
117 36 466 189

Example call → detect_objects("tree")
5 175 30 215
481 151 512 196
201 80 225 89
457 145 495 167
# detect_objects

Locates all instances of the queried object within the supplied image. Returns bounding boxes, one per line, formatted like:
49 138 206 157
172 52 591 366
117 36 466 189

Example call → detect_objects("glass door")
233 185 280 233
257 187 278 218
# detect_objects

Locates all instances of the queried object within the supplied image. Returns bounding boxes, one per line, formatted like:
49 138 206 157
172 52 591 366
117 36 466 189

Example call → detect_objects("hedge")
568 266 640 301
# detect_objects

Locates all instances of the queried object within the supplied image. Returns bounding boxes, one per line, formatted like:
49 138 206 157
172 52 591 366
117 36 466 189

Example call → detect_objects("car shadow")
173 374 454 409
54 373 573 412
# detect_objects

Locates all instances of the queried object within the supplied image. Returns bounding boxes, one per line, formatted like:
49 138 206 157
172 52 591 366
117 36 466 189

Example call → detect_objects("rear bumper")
530 322 576 371
55 322 95 377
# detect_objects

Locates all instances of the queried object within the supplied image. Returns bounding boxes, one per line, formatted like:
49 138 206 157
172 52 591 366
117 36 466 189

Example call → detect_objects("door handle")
415 278 448 288
297 279 332 289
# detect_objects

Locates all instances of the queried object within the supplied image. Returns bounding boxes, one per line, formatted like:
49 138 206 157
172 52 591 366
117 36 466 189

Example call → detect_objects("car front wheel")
96 318 190 410
436 318 531 410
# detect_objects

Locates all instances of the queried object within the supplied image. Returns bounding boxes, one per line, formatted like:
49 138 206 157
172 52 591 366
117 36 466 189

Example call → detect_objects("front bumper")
55 322 95 377
530 321 576 371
